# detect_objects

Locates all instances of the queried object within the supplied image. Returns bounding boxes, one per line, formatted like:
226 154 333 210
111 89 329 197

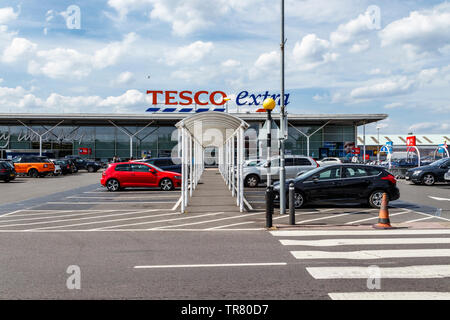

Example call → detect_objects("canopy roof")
175 111 249 147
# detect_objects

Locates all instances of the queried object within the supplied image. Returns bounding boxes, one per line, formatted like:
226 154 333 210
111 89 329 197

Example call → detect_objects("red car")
101 162 181 192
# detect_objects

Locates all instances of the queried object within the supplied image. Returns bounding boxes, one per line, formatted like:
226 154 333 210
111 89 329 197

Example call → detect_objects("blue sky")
0 0 449 134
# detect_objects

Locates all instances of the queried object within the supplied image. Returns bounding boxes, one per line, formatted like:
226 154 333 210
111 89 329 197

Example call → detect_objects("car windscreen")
294 166 324 181
430 158 449 166
149 164 163 172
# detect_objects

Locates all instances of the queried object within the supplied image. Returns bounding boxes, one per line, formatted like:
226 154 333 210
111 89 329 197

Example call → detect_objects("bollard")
289 182 295 225
265 186 274 228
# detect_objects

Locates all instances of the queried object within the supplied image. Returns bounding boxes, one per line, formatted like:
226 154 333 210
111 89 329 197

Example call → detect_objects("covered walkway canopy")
175 112 249 213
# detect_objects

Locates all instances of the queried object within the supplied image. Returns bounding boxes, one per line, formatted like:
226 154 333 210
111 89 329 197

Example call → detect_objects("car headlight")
412 170 422 175
174 176 181 179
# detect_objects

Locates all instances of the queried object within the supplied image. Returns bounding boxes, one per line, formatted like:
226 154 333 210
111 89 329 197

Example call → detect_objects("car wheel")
28 169 38 178
160 178 174 191
106 179 120 192
368 190 387 208
87 166 94 173
245 174 260 188
294 192 305 208
422 173 435 186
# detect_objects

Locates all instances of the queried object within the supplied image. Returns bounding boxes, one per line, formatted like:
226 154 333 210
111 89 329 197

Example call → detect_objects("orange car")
13 155 55 178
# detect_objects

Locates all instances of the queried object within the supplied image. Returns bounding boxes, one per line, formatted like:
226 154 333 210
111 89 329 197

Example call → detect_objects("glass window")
366 167 382 176
343 167 367 178
115 164 131 171
314 167 341 180
295 158 312 166
285 158 295 166
131 164 151 172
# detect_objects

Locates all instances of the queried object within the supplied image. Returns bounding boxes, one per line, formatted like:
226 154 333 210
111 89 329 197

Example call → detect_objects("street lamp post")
279 0 287 215
377 126 380 163
263 98 276 229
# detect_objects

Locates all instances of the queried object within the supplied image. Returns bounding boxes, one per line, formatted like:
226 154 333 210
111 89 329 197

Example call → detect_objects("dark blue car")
139 157 182 173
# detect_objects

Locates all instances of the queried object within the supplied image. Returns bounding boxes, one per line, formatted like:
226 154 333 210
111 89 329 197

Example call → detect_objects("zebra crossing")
270 229 450 300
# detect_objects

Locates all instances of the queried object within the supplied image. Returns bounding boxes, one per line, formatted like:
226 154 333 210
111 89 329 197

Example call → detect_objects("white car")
317 157 342 166
445 169 450 182
243 155 318 187
50 159 62 176
243 159 261 167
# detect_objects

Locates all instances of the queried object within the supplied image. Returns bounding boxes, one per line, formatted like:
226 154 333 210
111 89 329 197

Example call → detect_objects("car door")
284 158 297 178
436 159 450 182
131 163 158 186
113 163 132 186
340 166 372 200
294 157 315 176
302 166 342 202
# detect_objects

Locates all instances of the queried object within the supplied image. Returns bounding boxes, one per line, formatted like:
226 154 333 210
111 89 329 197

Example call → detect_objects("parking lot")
0 171 449 232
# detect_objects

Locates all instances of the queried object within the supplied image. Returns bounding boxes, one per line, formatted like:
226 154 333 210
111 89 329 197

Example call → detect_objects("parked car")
137 157 182 174
405 157 450 185
49 159 62 176
243 159 262 167
273 164 400 209
317 157 342 166
243 155 318 187
101 161 182 192
12 155 55 178
0 160 16 182
65 156 101 172
51 159 73 175
444 169 450 182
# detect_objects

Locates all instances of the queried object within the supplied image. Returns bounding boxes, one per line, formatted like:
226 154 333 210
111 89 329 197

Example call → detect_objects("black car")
405 157 450 185
65 156 101 172
0 160 16 182
53 159 74 175
273 164 400 209
138 157 182 173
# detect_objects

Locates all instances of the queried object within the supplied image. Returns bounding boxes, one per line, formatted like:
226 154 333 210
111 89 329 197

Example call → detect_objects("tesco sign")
146 90 290 107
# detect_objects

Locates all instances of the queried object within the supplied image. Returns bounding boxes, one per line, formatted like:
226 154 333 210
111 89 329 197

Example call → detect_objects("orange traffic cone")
373 193 393 229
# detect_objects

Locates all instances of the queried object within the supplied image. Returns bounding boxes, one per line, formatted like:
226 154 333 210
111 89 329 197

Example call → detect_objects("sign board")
365 154 370 160
406 136 416 147
78 148 92 155
351 147 361 155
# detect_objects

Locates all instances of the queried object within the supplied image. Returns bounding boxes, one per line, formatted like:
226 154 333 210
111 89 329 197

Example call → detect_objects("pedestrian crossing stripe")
290 249 450 260
270 229 450 237
306 265 450 279
328 292 450 300
279 237 450 246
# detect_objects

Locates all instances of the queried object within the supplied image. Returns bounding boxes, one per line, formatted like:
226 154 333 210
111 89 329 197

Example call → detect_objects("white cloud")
330 11 374 47
221 59 240 68
2 37 37 63
165 41 213 66
107 0 153 19
292 34 337 70
0 7 19 24
285 0 363 23
28 33 137 79
114 71 135 85
408 122 449 133
249 51 279 79
349 39 370 53
379 3 450 54
384 102 404 109
350 77 417 99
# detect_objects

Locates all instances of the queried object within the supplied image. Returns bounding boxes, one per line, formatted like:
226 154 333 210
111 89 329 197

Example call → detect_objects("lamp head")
263 98 276 111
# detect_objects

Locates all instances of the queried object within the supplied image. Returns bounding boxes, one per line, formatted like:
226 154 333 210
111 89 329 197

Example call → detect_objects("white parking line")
0 210 120 223
68 196 180 199
28 210 178 231
280 237 450 246
46 201 176 205
205 221 259 230
403 216 436 223
429 196 450 202
296 211 371 224
328 292 450 300
0 209 107 218
134 262 287 269
307 265 450 279
151 211 264 230
0 210 25 218
290 249 450 260
270 229 450 237
172 196 182 211
344 210 410 225
0 209 170 229
95 211 228 230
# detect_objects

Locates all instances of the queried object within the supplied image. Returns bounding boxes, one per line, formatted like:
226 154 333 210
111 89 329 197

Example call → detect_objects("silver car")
445 169 450 182
243 155 318 187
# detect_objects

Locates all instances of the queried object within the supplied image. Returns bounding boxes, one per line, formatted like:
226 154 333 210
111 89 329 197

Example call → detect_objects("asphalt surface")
0 173 449 299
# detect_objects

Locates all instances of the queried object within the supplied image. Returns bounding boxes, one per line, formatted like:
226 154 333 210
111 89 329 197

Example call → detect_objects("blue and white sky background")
0 0 449 134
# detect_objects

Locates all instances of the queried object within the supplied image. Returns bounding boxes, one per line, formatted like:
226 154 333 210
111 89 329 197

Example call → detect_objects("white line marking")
328 292 450 300
307 265 450 279
46 201 176 205
172 196 182 211
403 216 436 223
0 210 120 223
84 191 181 195
0 228 265 233
280 237 450 247
95 211 228 230
0 209 108 218
28 210 178 231
344 210 410 225
291 249 450 260
296 211 373 224
69 195 179 199
206 221 258 230
151 211 264 230
134 262 287 269
0 210 24 218
270 229 450 237
429 196 450 202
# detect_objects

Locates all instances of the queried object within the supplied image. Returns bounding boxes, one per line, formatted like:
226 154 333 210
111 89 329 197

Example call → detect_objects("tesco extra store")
0 112 386 162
